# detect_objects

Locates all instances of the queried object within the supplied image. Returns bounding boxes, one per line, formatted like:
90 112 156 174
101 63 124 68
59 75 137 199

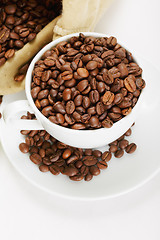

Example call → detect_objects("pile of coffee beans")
0 0 62 69
31 33 145 130
19 112 137 181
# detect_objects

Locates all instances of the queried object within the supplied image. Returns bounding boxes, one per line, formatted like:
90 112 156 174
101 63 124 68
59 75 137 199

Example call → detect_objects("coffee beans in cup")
0 0 62 70
31 33 145 130
19 112 137 182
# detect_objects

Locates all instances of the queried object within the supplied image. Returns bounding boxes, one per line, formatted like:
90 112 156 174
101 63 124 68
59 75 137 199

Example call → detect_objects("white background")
0 0 160 239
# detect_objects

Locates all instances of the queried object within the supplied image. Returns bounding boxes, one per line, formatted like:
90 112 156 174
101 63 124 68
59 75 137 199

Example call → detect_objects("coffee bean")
19 143 29 153
102 151 112 162
97 161 108 169
125 143 137 154
30 153 42 164
70 174 84 181
84 173 93 181
86 61 98 70
53 102 66 114
83 156 97 166
124 75 136 92
71 123 86 130
0 28 10 44
119 139 129 149
62 88 72 101
63 166 79 176
14 40 24 49
89 166 100 176
28 33 36 42
89 90 99 104
39 165 49 172
80 165 89 176
62 149 72 159
114 149 124 158
102 118 113 128
89 116 99 128
109 145 118 153
77 80 88 92
49 165 60 175
118 63 128 78
102 91 114 105
77 68 89 78
66 100 75 114
5 4 17 14
125 128 132 136
84 149 92 156
93 150 102 158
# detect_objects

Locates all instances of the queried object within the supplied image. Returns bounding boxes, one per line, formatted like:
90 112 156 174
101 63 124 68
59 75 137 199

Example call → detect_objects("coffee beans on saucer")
0 0 62 70
31 33 145 129
19 112 137 182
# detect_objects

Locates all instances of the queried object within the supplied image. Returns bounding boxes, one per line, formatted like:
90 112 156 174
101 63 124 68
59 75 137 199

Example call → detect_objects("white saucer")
0 56 159 201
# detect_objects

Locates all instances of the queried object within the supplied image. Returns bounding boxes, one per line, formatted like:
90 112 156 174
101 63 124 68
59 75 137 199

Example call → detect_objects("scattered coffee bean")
19 143 29 153
114 149 124 158
125 143 137 154
19 113 137 182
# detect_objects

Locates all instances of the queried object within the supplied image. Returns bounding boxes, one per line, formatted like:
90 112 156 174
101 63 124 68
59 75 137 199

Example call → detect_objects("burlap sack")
0 0 113 95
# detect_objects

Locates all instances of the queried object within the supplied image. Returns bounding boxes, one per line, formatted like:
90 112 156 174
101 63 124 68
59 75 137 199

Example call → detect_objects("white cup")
3 32 146 148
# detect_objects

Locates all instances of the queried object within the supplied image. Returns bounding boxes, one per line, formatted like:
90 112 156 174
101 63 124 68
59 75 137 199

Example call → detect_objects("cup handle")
3 100 44 130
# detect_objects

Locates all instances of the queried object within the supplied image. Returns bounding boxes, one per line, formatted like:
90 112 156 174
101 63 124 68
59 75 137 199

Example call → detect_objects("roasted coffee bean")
109 145 118 153
114 149 124 158
117 63 128 78
19 143 29 153
83 156 97 166
5 49 15 59
102 118 113 128
70 174 84 181
89 116 100 128
89 90 99 104
80 165 89 176
102 91 114 105
63 166 79 176
93 150 102 158
77 80 88 92
102 151 112 162
53 102 66 114
77 68 89 78
62 88 72 101
86 61 98 70
62 149 72 159
121 107 132 115
125 143 137 154
49 165 60 175
84 173 93 181
30 153 42 164
71 123 86 130
66 100 75 114
125 128 132 136
89 166 100 176
84 149 92 156
124 75 136 92
97 161 108 169
119 139 129 149
39 165 49 172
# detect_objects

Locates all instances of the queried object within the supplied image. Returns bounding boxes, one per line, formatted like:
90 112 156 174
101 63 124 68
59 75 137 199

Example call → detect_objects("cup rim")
25 32 146 134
